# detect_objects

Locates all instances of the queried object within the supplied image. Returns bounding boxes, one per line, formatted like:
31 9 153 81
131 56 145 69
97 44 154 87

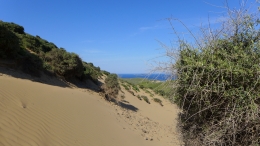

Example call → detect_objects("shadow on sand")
106 97 138 112
0 67 101 92
118 101 138 112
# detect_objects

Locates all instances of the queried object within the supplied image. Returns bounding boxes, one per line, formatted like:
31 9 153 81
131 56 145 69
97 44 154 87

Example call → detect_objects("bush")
45 48 83 78
137 95 142 100
2 22 24 34
128 90 135 96
132 85 140 92
155 89 165 96
0 23 21 59
153 98 163 106
105 74 120 88
81 62 103 82
102 74 120 101
139 84 144 89
122 84 130 90
120 94 125 99
161 5 260 145
141 95 150 104
102 70 110 76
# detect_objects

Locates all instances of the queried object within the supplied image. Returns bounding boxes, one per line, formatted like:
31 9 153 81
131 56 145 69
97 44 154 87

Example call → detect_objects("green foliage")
141 95 150 104
122 84 130 90
45 48 83 78
2 22 24 34
153 98 163 106
120 94 125 99
102 74 121 100
102 70 110 76
128 90 135 96
132 85 140 92
139 84 144 89
0 21 104 82
105 74 120 88
82 62 103 82
121 78 172 99
139 80 162 90
171 10 260 145
155 89 165 96
137 95 142 100
0 23 21 59
22 34 56 53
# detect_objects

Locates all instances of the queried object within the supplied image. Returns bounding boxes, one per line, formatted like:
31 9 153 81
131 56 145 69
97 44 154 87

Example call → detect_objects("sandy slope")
0 72 182 146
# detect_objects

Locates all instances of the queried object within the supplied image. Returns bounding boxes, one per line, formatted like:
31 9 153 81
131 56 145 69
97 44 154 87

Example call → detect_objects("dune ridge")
0 70 182 146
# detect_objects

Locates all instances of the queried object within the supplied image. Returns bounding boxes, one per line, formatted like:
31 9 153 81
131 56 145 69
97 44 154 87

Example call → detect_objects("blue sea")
117 73 173 81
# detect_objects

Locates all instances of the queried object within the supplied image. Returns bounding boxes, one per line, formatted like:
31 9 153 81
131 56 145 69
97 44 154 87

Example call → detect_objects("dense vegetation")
0 21 106 83
101 74 121 101
162 6 260 145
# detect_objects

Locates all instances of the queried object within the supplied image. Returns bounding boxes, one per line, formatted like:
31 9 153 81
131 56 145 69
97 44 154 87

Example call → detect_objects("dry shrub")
157 1 260 145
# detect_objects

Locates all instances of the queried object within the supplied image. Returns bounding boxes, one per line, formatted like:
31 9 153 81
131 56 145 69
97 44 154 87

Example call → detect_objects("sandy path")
0 74 182 146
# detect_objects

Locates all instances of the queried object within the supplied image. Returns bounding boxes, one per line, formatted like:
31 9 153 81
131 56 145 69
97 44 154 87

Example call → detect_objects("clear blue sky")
0 0 258 73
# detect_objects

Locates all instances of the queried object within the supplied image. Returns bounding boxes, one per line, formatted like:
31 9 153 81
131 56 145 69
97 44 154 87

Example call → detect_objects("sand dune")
0 72 182 146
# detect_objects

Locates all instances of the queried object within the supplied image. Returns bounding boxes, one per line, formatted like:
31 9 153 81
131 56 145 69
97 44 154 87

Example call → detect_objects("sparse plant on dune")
122 84 130 91
128 90 135 96
141 95 150 104
153 98 163 106
120 94 125 99
137 95 142 100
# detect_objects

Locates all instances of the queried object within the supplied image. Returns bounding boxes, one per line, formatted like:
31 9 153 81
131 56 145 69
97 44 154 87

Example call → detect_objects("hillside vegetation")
0 21 108 84
120 78 174 100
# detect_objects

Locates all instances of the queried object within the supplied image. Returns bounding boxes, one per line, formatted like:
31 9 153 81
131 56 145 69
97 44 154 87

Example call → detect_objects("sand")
0 70 182 146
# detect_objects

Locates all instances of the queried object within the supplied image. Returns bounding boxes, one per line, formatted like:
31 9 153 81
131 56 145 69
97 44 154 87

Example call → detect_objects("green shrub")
0 23 21 59
122 84 130 90
120 94 125 99
102 70 110 76
132 85 140 92
128 90 135 96
166 8 260 145
139 84 144 89
2 22 24 34
102 74 120 101
45 48 83 78
141 95 150 104
137 95 142 100
81 62 103 82
144 89 153 95
153 98 163 106
105 74 120 88
155 89 165 96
